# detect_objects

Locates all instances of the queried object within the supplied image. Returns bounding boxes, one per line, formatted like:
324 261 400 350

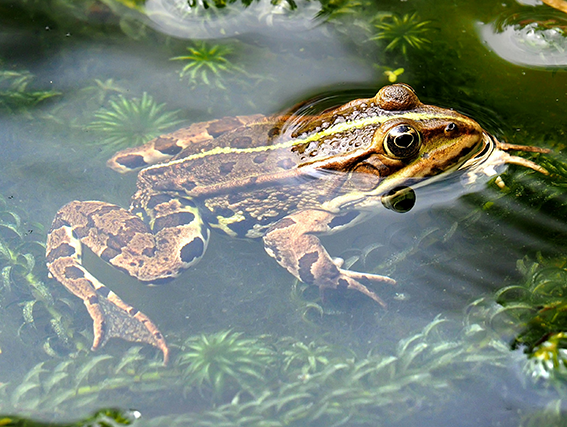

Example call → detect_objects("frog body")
45 84 547 363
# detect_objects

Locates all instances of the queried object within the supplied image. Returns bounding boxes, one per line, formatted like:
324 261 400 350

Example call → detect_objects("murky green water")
1 0 567 425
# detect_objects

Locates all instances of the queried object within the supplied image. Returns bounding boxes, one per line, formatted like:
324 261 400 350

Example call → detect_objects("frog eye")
384 125 421 159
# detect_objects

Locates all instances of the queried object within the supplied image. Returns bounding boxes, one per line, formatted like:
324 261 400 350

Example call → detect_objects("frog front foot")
263 209 396 307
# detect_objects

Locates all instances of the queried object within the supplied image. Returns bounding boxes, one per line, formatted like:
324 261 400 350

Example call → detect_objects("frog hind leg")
263 210 395 307
46 200 209 363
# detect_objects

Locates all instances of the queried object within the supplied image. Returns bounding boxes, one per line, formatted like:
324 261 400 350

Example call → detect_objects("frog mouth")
458 131 497 171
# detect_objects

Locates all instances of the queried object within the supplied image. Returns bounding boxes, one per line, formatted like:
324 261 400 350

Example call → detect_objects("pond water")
1 0 567 425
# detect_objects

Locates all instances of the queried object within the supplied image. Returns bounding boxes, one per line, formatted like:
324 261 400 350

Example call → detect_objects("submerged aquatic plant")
282 339 335 375
316 0 365 20
177 330 274 399
3 347 166 415
160 311 513 427
497 256 567 380
371 12 433 56
0 194 77 356
170 42 245 89
1 299 532 426
86 92 182 150
0 408 139 427
79 78 127 109
0 69 59 114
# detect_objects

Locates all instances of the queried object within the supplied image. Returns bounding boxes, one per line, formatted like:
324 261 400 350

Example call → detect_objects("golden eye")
384 125 421 159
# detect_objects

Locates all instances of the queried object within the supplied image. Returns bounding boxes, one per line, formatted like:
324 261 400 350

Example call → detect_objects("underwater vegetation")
3 0 567 425
371 12 433 56
86 93 183 150
0 69 60 114
79 79 128 111
0 308 521 425
170 42 246 89
281 338 339 375
497 256 567 381
184 0 298 8
316 0 366 20
0 194 78 358
177 330 274 400
3 347 168 416
0 408 138 427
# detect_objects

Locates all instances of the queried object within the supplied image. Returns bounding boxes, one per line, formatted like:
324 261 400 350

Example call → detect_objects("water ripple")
477 11 567 68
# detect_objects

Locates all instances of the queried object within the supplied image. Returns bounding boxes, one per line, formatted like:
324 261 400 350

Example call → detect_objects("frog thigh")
46 200 209 363
263 209 395 306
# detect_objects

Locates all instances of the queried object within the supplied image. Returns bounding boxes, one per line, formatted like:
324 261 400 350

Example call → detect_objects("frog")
45 83 549 363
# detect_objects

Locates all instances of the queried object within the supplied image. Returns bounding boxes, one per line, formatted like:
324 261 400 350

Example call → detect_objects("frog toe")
83 289 169 364
336 269 396 308
339 269 396 286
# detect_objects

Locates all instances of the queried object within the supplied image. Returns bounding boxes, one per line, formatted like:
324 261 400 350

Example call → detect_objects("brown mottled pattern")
107 114 265 172
267 126 281 138
101 247 121 262
207 117 246 137
154 137 183 155
46 243 75 263
115 154 148 170
298 251 319 284
201 176 341 238
45 198 205 363
153 212 195 232
139 146 301 191
47 84 501 363
292 126 378 163
64 265 84 279
376 84 419 111
205 192 293 230
268 217 296 231
253 153 269 164
231 136 252 148
218 161 236 175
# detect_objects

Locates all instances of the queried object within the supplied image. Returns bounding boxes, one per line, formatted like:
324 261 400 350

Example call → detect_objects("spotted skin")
107 115 266 173
46 84 549 363
47 198 208 364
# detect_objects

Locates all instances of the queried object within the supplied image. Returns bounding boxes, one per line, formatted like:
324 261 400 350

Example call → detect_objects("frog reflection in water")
45 84 549 363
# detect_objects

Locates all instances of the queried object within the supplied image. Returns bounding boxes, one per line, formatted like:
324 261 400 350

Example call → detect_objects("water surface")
1 0 567 425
